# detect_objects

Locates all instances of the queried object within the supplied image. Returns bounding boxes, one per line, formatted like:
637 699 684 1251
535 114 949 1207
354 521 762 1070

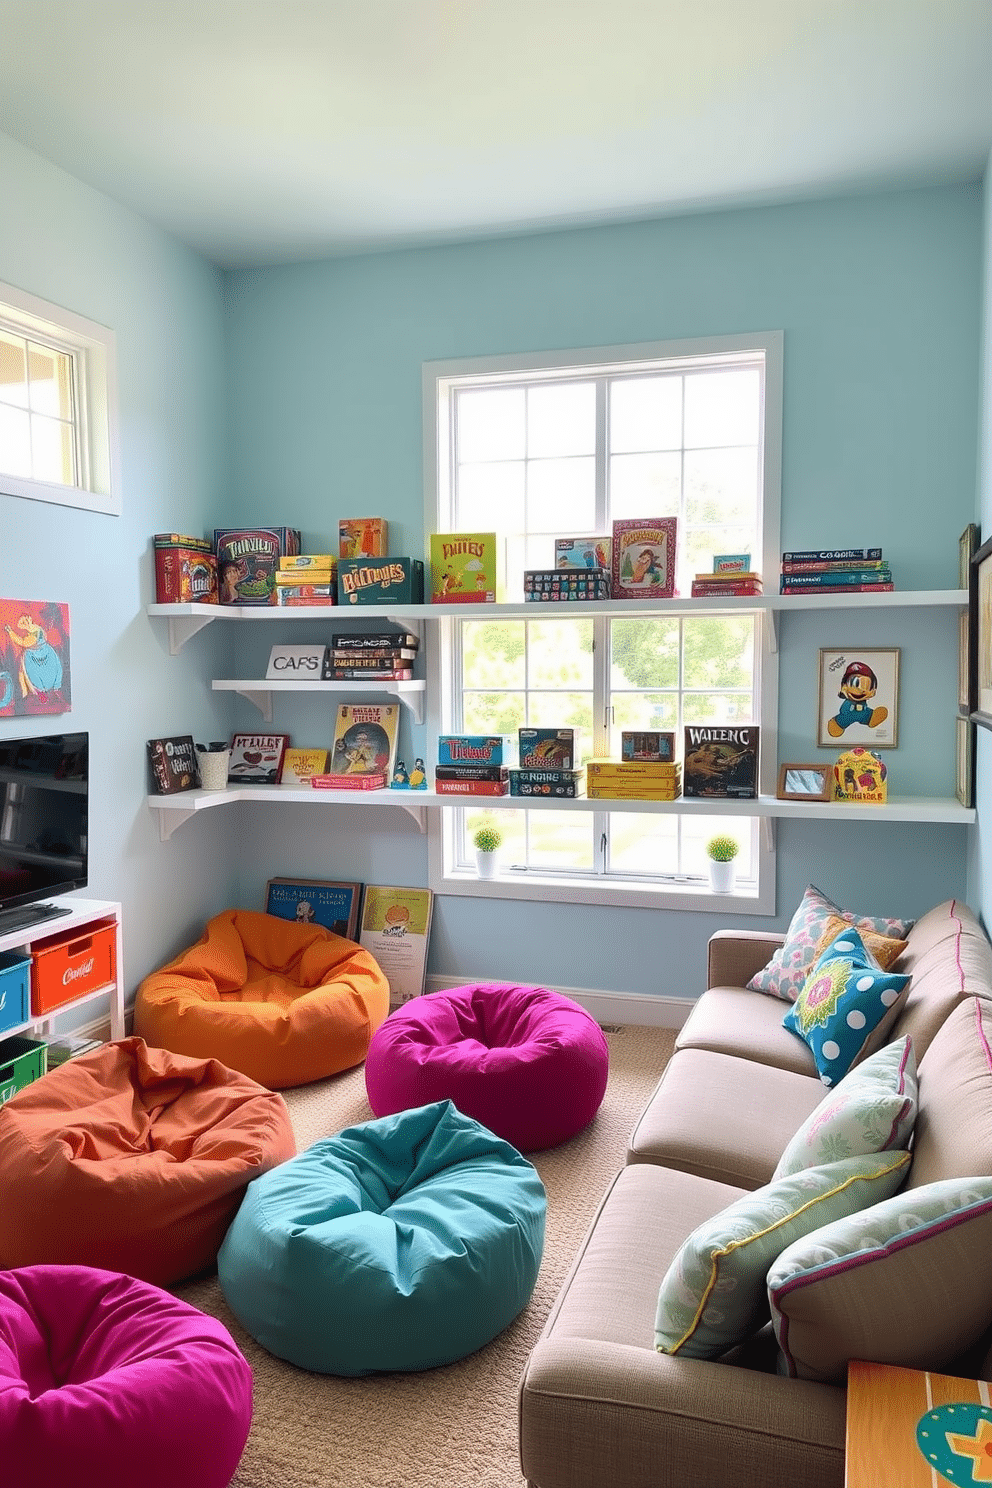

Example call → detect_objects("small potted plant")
473 823 503 879
705 834 739 893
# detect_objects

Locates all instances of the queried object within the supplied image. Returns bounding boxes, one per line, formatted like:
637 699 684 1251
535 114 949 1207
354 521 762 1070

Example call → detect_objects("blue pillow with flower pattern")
783 925 911 1086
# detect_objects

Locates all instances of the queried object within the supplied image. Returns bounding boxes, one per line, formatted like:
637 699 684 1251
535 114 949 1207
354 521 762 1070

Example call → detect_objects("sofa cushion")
746 885 914 1003
772 1036 917 1180
890 900 992 1063
675 987 820 1076
812 913 908 970
907 997 992 1190
653 1150 910 1360
768 1176 992 1383
782 927 910 1086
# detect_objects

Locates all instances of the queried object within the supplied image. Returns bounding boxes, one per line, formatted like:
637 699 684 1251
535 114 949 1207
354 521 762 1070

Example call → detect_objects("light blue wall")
977 154 992 932
224 185 982 999
0 133 237 1014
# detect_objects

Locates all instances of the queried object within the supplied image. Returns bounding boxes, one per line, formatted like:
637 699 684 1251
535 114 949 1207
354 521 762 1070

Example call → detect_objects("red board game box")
153 534 217 604
611 518 677 599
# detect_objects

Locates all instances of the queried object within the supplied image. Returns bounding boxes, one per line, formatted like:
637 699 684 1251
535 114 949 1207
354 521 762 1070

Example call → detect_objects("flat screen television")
0 731 88 935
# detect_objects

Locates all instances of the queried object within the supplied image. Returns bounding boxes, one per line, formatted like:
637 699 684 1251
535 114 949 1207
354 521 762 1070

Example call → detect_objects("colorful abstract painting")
0 599 71 715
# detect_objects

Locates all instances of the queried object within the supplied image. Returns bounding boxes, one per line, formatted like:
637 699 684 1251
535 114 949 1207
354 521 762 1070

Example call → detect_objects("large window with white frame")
0 280 120 516
424 332 782 913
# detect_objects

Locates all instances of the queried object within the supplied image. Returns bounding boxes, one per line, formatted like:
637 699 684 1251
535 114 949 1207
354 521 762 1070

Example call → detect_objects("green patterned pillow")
653 1150 910 1360
772 1036 917 1180
746 884 914 1002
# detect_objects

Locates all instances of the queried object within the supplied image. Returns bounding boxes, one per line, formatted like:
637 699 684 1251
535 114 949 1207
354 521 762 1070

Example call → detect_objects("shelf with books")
211 677 426 723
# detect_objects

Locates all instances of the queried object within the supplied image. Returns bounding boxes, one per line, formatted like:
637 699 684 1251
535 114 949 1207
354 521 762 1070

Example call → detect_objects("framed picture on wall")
957 714 976 808
959 607 973 713
817 647 899 749
971 533 992 732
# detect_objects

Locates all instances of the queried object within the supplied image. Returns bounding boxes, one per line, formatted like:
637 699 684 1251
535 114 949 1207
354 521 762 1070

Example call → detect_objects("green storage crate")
0 1035 47 1104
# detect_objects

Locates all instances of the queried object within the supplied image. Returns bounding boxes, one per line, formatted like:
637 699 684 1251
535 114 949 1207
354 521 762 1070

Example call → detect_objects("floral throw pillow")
746 885 914 1002
783 926 911 1086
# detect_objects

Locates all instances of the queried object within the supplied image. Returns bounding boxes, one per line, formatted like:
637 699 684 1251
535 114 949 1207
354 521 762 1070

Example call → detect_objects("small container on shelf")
30 917 118 1017
0 951 31 1035
0 1035 47 1104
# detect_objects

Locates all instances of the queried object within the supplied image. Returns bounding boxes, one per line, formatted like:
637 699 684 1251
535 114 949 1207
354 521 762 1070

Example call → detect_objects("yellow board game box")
430 532 498 603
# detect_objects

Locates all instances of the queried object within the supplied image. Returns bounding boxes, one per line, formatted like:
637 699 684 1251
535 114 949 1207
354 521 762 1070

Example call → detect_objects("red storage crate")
30 917 117 1016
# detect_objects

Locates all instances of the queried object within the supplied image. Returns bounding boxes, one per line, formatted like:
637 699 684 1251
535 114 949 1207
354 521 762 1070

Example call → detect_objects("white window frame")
0 279 120 517
423 332 782 915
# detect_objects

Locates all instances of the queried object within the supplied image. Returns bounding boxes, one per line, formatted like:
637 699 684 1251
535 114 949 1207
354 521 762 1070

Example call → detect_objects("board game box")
611 518 677 599
524 569 612 602
337 558 424 605
437 735 514 766
339 518 388 559
554 535 611 570
228 732 290 784
509 769 585 797
214 528 301 606
621 730 676 762
280 747 330 785
146 734 198 794
153 534 217 604
328 704 400 780
429 533 497 603
518 728 574 769
682 725 759 799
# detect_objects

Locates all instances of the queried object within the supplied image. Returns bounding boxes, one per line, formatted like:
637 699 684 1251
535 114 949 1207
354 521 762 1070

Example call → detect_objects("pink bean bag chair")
364 982 609 1152
0 1265 252 1488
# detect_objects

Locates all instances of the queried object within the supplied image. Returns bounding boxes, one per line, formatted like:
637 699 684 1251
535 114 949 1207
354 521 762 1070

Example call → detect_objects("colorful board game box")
682 725 759 799
518 728 574 769
434 777 510 796
337 558 424 605
228 732 291 784
554 535 612 570
146 734 198 794
437 735 514 766
153 534 217 605
621 730 676 762
509 769 585 798
279 747 330 785
214 528 301 606
429 533 497 603
611 518 677 599
339 518 388 559
524 569 612 602
329 704 400 780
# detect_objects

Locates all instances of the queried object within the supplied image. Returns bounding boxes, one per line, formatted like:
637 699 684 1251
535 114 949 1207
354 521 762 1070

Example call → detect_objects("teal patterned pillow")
772 1035 917 1180
746 884 914 1002
783 926 911 1086
653 1150 911 1360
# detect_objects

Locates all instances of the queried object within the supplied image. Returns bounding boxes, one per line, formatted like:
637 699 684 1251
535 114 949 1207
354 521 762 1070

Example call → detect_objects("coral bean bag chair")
218 1099 547 1375
364 982 610 1151
134 908 389 1089
0 1265 253 1488
0 1037 295 1286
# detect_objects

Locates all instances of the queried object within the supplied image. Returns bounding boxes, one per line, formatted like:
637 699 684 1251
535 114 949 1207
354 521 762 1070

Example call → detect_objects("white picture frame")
817 647 899 749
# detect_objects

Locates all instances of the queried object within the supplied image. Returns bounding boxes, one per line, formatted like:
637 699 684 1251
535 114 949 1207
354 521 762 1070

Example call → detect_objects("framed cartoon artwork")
817 648 899 749
970 533 992 733
956 714 976 809
776 763 832 802
0 598 71 716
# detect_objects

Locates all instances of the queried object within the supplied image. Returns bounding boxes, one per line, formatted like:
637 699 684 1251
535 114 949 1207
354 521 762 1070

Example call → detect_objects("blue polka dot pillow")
783 925 911 1086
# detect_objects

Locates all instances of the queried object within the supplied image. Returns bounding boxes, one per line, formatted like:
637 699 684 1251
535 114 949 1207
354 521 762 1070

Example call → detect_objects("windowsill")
433 865 774 914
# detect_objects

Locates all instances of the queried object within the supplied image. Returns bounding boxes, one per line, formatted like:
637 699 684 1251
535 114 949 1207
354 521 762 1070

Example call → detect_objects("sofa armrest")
519 1336 846 1488
707 929 785 990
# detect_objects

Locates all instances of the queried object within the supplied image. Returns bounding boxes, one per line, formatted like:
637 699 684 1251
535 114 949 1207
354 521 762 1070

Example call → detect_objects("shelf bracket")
155 805 198 840
764 609 779 655
167 613 218 655
391 800 427 831
762 817 776 852
235 687 274 721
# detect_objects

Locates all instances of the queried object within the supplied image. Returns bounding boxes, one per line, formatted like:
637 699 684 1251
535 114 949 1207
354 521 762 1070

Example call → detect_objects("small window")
0 280 120 516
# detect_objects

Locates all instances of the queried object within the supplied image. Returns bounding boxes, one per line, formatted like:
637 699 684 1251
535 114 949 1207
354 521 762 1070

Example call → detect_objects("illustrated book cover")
147 734 198 794
280 747 330 785
683 725 759 799
610 518 677 599
265 877 362 940
228 732 290 784
328 703 400 779
359 886 434 1006
429 533 497 603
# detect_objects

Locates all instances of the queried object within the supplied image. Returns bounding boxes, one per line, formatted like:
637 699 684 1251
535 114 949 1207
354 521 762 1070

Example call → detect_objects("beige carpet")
177 1024 675 1488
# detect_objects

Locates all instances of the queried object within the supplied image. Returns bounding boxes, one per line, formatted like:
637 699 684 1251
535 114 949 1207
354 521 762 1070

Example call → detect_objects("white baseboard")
424 975 691 1029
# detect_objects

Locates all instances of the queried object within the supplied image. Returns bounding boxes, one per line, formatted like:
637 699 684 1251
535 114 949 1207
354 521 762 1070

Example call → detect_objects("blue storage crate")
0 951 31 1036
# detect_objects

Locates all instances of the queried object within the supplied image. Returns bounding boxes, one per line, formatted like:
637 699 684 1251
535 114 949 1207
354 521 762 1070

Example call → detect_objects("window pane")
0 332 28 408
31 415 74 484
456 387 525 461
527 691 594 762
461 621 526 690
463 691 525 734
683 525 756 581
457 460 525 532
610 376 682 453
682 813 755 876
527 810 595 870
610 616 680 690
527 382 594 457
608 812 679 874
684 369 760 448
683 616 754 693
526 456 595 532
684 447 758 526
526 618 593 690
609 451 681 517
28 342 73 420
0 404 31 476
609 694 678 752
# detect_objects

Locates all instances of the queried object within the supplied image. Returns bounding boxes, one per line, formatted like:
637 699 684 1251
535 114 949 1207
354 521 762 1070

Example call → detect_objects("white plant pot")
708 858 736 893
475 849 499 879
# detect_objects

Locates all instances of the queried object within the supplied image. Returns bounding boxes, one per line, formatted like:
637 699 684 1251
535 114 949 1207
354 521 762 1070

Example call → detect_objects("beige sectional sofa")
518 898 992 1488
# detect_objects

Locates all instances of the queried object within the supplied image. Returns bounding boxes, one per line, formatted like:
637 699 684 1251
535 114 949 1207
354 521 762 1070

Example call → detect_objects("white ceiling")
0 0 990 269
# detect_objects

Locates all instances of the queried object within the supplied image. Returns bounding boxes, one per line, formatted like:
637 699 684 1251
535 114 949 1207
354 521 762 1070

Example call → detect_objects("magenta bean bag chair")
0 1266 253 1488
364 982 609 1151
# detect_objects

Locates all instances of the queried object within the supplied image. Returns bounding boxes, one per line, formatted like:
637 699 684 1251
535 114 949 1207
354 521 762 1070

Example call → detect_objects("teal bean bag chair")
217 1099 546 1375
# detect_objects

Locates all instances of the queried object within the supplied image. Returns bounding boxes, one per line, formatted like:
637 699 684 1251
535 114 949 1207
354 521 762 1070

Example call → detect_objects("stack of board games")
429 533 497 603
339 518 388 559
524 569 611 602
337 557 424 604
214 527 301 605
275 553 338 606
778 548 893 594
312 703 399 790
586 759 682 800
227 732 290 784
324 627 419 680
434 734 512 796
691 554 763 598
610 518 677 599
153 534 218 604
683 725 759 799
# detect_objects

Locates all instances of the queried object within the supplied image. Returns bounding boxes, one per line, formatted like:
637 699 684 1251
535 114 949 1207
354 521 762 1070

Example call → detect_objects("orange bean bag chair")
133 908 390 1089
0 1037 295 1286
